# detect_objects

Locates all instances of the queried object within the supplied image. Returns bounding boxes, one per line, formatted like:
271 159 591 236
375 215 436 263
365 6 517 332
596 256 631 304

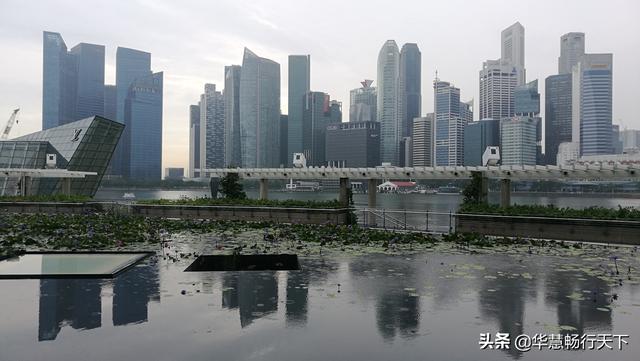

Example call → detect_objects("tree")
219 172 247 199
462 171 484 205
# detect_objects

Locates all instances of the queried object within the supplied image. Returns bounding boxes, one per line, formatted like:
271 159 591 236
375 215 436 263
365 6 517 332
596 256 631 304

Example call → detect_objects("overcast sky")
1 0 639 170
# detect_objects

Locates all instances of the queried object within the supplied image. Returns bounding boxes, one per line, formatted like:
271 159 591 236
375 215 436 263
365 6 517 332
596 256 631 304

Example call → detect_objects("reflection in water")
37 259 160 341
38 278 102 341
286 271 308 327
222 272 279 328
113 261 160 326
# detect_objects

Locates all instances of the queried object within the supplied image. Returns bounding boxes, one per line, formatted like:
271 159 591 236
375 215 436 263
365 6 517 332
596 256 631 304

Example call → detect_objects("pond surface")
1 243 639 361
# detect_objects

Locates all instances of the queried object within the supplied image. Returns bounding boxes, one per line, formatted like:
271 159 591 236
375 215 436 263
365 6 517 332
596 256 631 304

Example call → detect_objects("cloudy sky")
1 0 638 170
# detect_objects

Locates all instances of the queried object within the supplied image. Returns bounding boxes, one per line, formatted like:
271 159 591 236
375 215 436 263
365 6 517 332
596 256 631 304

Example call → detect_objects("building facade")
302 91 335 166
349 80 377 122
558 32 585 75
479 59 517 120
463 118 499 166
325 121 380 167
412 114 435 167
500 116 538 166
239 48 281 168
501 22 526 86
287 55 311 163
398 43 421 139
188 104 200 178
545 73 573 164
434 80 465 166
124 72 163 180
514 79 540 116
200 84 225 170
377 40 400 165
224 65 242 167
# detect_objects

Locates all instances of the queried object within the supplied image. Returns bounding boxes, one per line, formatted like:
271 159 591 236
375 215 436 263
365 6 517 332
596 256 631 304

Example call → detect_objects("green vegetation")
218 172 247 199
137 197 346 209
460 202 640 221
462 171 485 205
0 194 91 203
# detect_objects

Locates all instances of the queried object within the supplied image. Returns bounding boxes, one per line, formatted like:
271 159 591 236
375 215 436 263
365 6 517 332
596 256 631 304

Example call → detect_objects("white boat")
123 192 136 199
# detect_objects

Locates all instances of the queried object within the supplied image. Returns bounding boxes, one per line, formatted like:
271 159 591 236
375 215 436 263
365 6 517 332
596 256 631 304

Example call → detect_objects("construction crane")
1 108 20 140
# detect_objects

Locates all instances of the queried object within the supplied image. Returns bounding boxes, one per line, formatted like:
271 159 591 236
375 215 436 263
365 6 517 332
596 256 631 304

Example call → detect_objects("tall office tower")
514 80 540 116
412 114 435 167
287 55 311 162
545 73 573 164
501 22 526 85
434 79 465 166
479 59 518 120
349 80 377 122
239 48 281 168
463 118 499 166
377 40 400 165
104 85 117 121
500 116 538 165
200 84 225 170
573 53 613 156
398 43 421 138
224 65 242 167
460 100 474 123
124 72 163 180
189 104 201 178
114 47 152 177
558 32 585 75
302 91 334 166
280 115 289 166
329 100 342 123
42 31 106 129
612 124 623 154
326 121 380 167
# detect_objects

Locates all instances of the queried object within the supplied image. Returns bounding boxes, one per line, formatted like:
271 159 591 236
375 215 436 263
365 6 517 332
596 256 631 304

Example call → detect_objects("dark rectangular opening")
184 254 300 272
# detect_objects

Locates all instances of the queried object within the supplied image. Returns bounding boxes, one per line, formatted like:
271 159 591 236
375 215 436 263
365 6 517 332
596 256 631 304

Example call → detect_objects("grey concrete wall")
457 214 640 244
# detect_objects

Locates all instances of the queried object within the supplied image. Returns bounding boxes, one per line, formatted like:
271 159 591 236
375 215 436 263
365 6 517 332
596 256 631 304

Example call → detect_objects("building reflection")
286 270 308 327
38 259 160 341
222 272 278 328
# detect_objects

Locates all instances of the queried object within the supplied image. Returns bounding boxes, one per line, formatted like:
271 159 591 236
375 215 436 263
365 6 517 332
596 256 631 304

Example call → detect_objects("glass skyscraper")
302 91 336 166
189 104 200 178
514 79 540 116
239 48 281 168
287 55 310 163
200 84 225 169
500 116 539 166
224 65 242 167
434 80 465 166
577 54 613 156
399 43 421 139
349 80 377 122
377 40 400 165
463 118 499 166
124 72 163 180
545 73 572 164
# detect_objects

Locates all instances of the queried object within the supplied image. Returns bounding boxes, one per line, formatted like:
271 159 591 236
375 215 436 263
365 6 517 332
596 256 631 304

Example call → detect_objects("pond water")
1 242 639 361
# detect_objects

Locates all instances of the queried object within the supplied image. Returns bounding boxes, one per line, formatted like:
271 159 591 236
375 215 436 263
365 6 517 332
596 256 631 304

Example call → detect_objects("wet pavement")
1 241 639 361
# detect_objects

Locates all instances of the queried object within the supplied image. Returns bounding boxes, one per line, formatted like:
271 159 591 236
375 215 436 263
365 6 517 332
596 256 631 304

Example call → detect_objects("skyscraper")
514 80 540 116
575 53 613 156
412 114 435 167
434 79 465 166
280 115 289 166
377 40 400 165
500 116 538 166
42 31 105 129
349 80 377 122
479 59 518 120
200 84 225 170
124 72 163 180
224 65 242 167
463 118 499 166
104 85 117 122
189 104 200 178
558 32 585 75
302 91 335 166
545 73 573 164
239 48 281 168
398 43 421 139
501 22 526 85
326 121 380 167
287 55 310 163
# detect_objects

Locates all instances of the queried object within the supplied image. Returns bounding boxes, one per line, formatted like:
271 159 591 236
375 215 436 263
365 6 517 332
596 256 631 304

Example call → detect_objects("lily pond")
1 224 640 360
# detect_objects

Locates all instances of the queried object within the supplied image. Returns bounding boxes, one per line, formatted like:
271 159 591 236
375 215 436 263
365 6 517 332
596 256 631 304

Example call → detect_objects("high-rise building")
302 91 335 166
400 137 412 167
287 55 311 163
114 47 152 178
188 104 200 178
501 22 526 85
479 59 518 120
239 48 281 168
377 40 400 165
349 80 377 122
574 53 613 156
412 114 435 167
514 79 540 116
42 32 105 130
620 129 640 150
123 72 163 180
104 85 117 122
463 118 499 166
398 43 421 139
200 84 225 170
612 124 623 154
325 121 380 168
460 100 474 123
545 73 573 164
500 116 538 166
558 32 585 75
224 65 242 167
280 115 289 166
434 79 465 166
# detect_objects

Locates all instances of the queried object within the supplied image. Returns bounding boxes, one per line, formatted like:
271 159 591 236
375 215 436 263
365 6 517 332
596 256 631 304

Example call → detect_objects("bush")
0 194 91 203
137 197 347 209
460 203 640 221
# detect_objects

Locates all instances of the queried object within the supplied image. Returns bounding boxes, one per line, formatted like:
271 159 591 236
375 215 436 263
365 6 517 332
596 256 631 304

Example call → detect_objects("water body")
1 249 638 361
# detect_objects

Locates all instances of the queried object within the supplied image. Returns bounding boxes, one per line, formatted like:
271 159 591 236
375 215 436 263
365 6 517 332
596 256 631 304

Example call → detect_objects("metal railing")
357 208 456 234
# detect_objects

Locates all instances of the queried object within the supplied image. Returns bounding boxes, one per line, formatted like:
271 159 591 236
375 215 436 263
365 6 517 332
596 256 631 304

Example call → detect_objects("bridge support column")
259 178 268 200
61 178 71 196
500 178 511 208
339 177 349 207
367 179 378 226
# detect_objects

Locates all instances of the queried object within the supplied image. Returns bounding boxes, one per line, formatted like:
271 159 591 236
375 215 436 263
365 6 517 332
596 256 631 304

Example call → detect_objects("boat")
123 192 136 199
435 186 460 194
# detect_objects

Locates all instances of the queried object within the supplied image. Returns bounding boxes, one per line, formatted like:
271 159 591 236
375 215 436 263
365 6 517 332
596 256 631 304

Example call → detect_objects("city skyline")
1 0 639 171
